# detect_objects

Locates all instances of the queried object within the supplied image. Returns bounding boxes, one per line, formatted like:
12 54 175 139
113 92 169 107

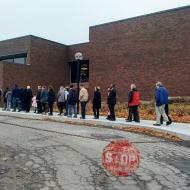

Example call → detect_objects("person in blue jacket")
153 82 171 126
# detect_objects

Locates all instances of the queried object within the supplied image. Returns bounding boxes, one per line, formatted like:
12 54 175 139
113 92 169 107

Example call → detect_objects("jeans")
80 102 87 119
65 101 69 115
68 104 77 117
6 100 11 111
13 97 21 111
58 102 64 114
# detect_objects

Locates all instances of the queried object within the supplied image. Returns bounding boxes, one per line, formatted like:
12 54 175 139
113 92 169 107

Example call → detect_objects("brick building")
0 5 190 101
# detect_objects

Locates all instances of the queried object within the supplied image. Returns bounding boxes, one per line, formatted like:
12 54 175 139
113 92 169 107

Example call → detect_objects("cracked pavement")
0 116 190 190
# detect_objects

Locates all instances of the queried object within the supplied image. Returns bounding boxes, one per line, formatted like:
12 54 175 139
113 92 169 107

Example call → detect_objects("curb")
0 111 189 141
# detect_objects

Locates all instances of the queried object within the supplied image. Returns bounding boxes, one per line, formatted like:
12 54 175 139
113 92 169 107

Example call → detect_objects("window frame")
0 52 28 65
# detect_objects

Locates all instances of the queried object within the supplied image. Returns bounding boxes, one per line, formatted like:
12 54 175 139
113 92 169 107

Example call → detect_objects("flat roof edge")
90 4 190 29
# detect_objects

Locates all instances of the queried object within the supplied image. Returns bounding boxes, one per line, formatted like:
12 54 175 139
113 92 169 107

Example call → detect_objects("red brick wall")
1 6 190 101
87 6 190 101
0 63 3 89
1 36 69 93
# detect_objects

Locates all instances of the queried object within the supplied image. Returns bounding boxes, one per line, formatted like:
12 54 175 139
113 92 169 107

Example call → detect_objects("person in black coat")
48 86 55 116
92 86 101 119
67 85 78 118
36 86 42 113
25 86 33 112
106 84 117 121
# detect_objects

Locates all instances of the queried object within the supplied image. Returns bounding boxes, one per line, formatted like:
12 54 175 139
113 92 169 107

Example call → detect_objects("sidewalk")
0 109 190 140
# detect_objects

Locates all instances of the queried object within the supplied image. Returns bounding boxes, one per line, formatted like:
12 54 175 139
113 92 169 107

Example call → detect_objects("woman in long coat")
92 86 101 119
48 86 55 116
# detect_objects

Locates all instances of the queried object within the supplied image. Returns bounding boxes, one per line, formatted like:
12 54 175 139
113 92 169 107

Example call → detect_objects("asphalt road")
0 115 189 190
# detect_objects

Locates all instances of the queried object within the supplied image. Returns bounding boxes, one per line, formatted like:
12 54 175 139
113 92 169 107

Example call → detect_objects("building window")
70 60 89 83
0 52 27 64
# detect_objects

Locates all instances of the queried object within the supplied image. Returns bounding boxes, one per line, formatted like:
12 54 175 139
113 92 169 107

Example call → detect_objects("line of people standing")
1 81 172 126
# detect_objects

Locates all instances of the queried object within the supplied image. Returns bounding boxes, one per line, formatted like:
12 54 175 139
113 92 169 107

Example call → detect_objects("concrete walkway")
0 109 190 140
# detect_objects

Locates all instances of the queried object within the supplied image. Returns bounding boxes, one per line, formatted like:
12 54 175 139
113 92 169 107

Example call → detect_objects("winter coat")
32 96 37 107
57 89 65 103
48 90 55 104
67 88 77 105
25 89 33 103
36 89 42 101
93 90 101 109
40 89 48 103
12 87 21 99
79 87 88 102
128 89 140 107
107 88 116 106
155 86 168 106
3 90 8 102
64 90 69 102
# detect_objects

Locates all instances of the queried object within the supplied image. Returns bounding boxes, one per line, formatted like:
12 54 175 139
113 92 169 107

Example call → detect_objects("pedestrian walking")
126 84 140 122
36 86 42 113
57 86 65 115
48 86 55 115
92 86 101 119
79 84 88 119
160 104 172 124
67 85 77 118
32 93 37 113
153 82 171 126
106 84 117 121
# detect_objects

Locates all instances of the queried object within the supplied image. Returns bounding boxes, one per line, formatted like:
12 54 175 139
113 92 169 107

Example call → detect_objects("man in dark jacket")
126 84 140 122
153 82 171 126
12 84 21 112
106 84 116 121
67 85 77 118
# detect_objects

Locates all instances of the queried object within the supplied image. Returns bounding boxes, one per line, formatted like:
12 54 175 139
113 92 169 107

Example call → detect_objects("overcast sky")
0 0 190 45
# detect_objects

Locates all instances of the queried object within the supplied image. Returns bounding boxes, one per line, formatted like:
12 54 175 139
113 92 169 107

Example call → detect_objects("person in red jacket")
126 84 140 122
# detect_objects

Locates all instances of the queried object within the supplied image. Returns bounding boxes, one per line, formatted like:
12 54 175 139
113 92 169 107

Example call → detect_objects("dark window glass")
70 62 78 83
14 57 26 64
80 61 89 82
0 53 27 64
70 60 89 83
4 58 14 63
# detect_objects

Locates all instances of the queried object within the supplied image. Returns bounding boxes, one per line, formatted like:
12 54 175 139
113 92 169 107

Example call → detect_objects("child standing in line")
32 93 37 113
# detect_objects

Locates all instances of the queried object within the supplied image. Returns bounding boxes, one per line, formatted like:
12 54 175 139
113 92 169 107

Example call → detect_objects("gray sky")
0 0 190 45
